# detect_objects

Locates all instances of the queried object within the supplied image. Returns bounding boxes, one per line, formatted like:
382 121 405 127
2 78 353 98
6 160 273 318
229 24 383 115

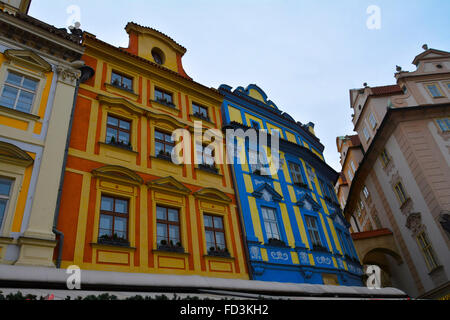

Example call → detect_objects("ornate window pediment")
97 94 145 115
193 188 231 204
297 193 321 212
4 49 52 73
329 209 351 229
147 176 191 195
92 165 143 185
252 183 283 203
0 141 33 167
406 212 423 235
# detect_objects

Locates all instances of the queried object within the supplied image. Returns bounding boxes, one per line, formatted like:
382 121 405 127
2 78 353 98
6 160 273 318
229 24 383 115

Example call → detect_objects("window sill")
150 155 183 166
196 164 221 176
0 104 40 121
150 99 179 113
190 113 213 124
204 254 235 261
99 142 139 155
293 182 310 190
428 265 444 276
399 198 412 210
105 83 140 100
90 242 136 251
152 249 190 256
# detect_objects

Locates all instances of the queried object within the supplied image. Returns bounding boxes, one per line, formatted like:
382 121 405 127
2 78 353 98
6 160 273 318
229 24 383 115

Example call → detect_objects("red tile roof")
370 85 403 96
351 228 393 240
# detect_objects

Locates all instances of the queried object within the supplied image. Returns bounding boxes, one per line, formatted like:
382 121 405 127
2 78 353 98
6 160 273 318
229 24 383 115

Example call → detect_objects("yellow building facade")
55 23 249 279
0 0 86 267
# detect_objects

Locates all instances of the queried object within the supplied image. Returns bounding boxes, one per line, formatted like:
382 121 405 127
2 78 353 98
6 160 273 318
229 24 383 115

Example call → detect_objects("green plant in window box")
98 234 130 247
158 240 184 253
208 246 230 258
199 163 218 174
157 150 172 161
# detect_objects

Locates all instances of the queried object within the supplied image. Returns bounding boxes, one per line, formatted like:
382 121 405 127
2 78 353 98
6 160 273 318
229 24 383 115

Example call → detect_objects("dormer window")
151 48 165 65
111 71 133 91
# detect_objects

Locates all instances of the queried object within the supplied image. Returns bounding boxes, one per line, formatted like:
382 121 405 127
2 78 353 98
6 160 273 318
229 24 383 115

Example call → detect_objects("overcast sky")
29 0 450 171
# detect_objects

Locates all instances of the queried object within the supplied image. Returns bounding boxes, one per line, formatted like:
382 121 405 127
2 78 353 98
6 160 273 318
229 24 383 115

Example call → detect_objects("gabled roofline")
125 22 187 56
412 48 450 66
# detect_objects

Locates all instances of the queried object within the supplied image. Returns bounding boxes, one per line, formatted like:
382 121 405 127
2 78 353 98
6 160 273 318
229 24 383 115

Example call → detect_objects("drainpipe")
53 65 95 268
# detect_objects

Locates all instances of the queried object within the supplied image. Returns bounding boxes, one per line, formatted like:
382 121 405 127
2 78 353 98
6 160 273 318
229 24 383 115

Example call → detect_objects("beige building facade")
337 47 450 299
0 0 87 267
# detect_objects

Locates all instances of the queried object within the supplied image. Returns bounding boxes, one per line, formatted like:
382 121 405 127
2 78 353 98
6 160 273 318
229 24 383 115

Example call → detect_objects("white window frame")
0 70 39 114
363 127 371 142
0 178 13 230
369 113 377 129
261 206 281 241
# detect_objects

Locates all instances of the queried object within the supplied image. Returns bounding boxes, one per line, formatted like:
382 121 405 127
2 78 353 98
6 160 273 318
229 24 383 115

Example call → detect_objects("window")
196 143 215 166
417 232 439 271
250 120 260 130
337 230 350 256
347 169 353 181
305 215 323 248
151 48 165 65
111 71 133 91
98 196 129 242
356 201 362 218
436 118 450 132
204 214 227 252
261 207 281 241
369 113 377 129
106 115 131 147
0 71 38 113
192 103 209 120
155 130 174 158
156 206 180 247
426 84 444 98
380 149 390 167
350 161 356 173
155 87 174 106
363 186 370 199
363 127 370 142
0 178 13 230
394 182 408 205
289 162 305 185
306 165 315 181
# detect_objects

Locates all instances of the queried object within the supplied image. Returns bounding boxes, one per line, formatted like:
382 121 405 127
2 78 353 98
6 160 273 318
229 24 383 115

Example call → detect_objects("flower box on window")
208 246 231 258
157 150 172 161
98 234 130 247
312 244 330 253
266 238 288 248
155 97 176 109
199 163 218 174
294 182 309 190
108 136 132 151
157 240 185 253
193 112 210 122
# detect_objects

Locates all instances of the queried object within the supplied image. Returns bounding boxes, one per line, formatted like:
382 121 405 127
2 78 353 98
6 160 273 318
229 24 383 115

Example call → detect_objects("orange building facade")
55 23 249 279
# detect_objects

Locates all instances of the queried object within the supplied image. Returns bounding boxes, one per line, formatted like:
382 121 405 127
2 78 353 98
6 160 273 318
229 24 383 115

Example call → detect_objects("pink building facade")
336 47 450 299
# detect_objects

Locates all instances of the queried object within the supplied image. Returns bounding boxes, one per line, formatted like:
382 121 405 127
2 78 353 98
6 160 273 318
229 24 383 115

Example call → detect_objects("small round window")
151 48 165 65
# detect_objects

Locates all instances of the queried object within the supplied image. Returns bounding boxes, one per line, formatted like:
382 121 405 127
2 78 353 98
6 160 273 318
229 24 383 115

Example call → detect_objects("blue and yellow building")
219 84 363 286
